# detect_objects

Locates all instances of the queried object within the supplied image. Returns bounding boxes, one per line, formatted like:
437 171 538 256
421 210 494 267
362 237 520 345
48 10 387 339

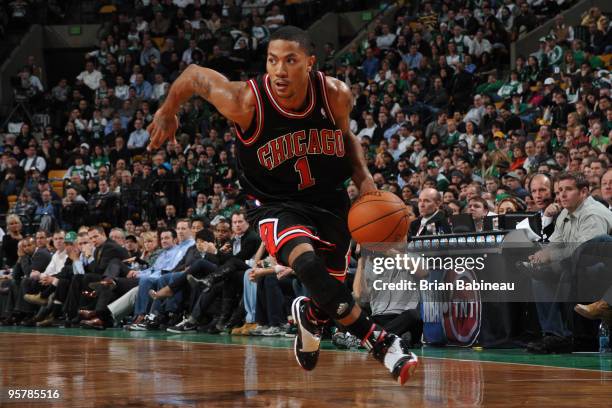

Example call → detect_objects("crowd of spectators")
0 1 612 353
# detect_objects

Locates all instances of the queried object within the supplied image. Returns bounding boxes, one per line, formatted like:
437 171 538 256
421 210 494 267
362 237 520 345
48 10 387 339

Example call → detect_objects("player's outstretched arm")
147 64 254 150
326 77 376 195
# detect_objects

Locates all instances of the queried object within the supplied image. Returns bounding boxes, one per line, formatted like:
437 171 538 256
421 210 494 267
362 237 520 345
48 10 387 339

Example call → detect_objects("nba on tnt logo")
442 269 481 345
421 269 482 346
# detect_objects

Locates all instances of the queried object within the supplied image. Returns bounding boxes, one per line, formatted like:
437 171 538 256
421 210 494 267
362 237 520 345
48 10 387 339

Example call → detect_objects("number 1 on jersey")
294 156 315 190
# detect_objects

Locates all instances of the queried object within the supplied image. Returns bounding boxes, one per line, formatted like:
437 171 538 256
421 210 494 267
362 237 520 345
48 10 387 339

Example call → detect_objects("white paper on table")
515 217 541 241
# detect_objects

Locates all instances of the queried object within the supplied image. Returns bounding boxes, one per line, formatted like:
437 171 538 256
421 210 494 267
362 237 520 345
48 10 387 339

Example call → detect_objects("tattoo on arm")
193 71 212 100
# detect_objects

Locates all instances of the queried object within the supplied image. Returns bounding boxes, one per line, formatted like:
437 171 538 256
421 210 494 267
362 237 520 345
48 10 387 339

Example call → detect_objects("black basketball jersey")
235 71 352 210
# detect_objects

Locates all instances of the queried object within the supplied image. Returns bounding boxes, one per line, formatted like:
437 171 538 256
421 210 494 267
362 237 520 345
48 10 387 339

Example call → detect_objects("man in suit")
31 230 53 274
208 210 261 331
409 188 451 238
87 179 120 227
63 226 129 322
9 232 53 325
86 226 130 278
224 211 261 262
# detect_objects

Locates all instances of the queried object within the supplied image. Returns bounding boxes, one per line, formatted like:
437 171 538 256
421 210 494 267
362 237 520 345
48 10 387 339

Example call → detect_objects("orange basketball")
348 190 410 243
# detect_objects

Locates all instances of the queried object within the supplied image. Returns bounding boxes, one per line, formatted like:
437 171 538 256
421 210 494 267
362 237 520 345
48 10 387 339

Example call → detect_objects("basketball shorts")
248 199 351 282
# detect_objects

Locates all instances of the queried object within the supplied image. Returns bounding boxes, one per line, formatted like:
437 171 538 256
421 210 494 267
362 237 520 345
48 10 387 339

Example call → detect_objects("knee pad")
292 252 354 320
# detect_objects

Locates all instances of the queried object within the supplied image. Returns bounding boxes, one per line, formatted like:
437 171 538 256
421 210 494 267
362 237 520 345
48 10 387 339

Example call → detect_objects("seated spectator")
87 179 119 226
19 145 46 174
502 171 529 199
109 136 131 165
34 190 58 232
466 196 495 231
410 188 451 237
128 220 197 330
76 61 102 91
496 196 522 214
132 73 153 101
24 230 68 305
265 5 285 31
60 187 87 231
151 73 168 102
11 190 36 228
526 172 612 354
64 154 95 181
127 119 150 153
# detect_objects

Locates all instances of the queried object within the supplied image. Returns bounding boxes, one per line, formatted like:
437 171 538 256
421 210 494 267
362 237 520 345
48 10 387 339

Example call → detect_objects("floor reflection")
1 333 610 407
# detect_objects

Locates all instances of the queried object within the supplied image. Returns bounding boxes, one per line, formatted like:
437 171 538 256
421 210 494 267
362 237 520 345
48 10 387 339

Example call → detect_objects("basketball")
348 190 410 243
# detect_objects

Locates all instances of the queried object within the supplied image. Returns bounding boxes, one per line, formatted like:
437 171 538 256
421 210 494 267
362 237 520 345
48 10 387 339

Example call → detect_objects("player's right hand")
147 108 179 151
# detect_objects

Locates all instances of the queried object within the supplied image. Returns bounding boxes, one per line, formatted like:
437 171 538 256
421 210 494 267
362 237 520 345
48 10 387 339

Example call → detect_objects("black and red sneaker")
363 325 419 386
291 296 323 371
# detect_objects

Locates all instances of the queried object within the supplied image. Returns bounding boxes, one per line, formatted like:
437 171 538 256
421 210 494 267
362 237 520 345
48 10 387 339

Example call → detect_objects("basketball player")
147 26 418 385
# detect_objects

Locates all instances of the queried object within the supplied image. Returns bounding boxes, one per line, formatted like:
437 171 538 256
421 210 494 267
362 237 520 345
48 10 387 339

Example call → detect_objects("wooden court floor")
0 328 611 407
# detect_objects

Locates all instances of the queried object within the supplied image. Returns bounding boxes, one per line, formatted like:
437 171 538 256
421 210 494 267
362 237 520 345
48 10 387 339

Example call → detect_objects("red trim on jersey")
276 232 316 252
259 220 277 257
263 74 315 118
276 225 315 238
257 220 336 259
235 79 264 146
317 71 336 126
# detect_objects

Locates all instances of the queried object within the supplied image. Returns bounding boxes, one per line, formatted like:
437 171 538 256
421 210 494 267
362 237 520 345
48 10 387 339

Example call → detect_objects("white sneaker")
261 326 286 336
248 325 269 336
291 296 321 371
369 332 419 386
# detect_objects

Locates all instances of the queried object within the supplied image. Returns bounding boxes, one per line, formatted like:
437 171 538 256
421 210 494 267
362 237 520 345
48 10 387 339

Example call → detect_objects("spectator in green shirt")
90 145 110 173
590 122 609 150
